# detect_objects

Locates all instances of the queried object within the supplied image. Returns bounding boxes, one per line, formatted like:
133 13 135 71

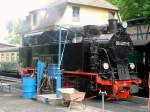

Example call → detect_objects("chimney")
108 19 118 33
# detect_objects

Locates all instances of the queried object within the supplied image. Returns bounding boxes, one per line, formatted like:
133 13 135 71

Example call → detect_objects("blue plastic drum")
22 77 37 99
48 64 59 77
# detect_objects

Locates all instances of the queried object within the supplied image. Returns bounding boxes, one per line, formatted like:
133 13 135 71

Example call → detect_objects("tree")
108 0 150 21
143 0 150 17
7 33 20 45
6 18 27 45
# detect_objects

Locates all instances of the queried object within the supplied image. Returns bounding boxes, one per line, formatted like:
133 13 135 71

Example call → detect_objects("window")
72 6 80 21
6 54 9 62
11 53 15 62
16 53 19 61
1 54 4 61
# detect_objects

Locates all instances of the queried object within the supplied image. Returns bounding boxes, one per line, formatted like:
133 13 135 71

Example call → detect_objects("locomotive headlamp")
103 63 109 70
129 63 135 69
122 21 128 28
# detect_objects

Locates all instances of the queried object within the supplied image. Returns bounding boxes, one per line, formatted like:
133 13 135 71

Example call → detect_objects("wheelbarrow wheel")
63 99 70 107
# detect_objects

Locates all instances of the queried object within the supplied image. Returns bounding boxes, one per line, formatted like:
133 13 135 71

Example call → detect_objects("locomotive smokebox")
108 19 118 33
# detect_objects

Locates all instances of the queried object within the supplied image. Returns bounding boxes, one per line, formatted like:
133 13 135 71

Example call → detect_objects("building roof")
0 43 16 48
30 0 118 13
67 0 118 10
28 0 118 32
0 47 19 52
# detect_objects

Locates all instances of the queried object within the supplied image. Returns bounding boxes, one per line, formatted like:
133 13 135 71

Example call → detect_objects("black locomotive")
20 19 141 99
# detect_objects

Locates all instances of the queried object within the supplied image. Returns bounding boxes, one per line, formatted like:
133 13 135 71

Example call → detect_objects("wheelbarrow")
58 88 86 110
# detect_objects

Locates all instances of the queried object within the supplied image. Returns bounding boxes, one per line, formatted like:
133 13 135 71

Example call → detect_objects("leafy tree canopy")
6 18 26 45
108 0 150 21
6 33 20 45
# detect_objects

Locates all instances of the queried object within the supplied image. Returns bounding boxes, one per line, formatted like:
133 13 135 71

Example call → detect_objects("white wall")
29 4 118 30
56 4 118 27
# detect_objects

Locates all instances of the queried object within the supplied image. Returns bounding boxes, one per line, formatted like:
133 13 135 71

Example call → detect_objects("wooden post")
148 72 150 112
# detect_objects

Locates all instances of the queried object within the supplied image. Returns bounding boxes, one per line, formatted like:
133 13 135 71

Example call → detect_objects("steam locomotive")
20 19 141 99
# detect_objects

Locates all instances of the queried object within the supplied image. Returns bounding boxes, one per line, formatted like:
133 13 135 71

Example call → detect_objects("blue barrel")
22 77 37 99
48 64 58 77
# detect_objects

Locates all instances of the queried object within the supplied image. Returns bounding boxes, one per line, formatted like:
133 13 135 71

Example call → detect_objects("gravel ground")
0 92 101 112
0 92 148 112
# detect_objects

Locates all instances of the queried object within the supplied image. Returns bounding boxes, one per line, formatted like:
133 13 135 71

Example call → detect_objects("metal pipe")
60 31 69 65
56 27 62 97
98 48 115 96
99 90 107 112
56 26 78 97
102 92 104 112
55 25 79 35
111 68 115 97
58 28 62 69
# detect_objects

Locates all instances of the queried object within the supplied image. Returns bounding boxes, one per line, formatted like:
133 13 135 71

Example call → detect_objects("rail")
0 76 21 93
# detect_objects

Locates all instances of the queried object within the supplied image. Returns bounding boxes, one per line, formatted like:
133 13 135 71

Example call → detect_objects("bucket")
48 64 58 77
22 77 37 99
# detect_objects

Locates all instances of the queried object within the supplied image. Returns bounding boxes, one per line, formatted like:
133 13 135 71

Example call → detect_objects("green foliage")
108 0 150 20
6 18 27 45
7 33 20 45
143 0 150 17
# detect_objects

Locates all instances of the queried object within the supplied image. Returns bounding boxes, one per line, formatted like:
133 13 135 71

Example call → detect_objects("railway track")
0 75 21 93
0 71 21 78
